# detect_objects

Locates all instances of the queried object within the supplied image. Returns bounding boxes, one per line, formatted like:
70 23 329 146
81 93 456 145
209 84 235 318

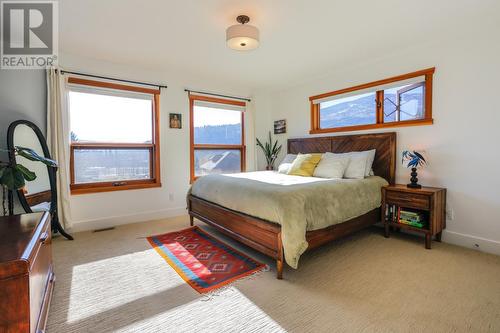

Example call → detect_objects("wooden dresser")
0 212 54 333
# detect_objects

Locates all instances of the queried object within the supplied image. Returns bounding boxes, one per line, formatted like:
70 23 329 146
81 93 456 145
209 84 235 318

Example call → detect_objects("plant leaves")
16 146 58 167
16 146 43 161
0 166 26 190
256 138 264 149
256 131 282 168
272 140 278 154
15 164 37 181
413 151 426 164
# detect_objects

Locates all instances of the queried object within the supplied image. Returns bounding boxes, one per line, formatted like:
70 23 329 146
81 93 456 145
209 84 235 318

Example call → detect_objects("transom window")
189 95 246 182
68 78 161 194
310 68 434 134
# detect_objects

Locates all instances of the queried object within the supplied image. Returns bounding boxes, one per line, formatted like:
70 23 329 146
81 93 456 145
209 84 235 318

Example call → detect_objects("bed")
187 132 396 279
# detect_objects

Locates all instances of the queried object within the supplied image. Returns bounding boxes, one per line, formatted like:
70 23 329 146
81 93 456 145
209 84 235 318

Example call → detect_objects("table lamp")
402 150 427 189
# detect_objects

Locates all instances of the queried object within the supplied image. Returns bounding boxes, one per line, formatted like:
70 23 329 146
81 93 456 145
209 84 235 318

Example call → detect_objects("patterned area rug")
147 226 266 293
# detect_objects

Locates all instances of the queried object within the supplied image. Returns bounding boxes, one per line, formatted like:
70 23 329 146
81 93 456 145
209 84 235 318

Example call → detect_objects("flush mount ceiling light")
226 15 259 51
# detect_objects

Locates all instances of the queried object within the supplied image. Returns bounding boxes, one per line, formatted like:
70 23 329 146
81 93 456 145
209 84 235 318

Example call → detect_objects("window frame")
309 67 435 134
189 94 246 183
68 77 161 195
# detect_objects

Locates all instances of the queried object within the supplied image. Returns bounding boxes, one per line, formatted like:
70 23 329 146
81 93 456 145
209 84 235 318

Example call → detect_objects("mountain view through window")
319 83 424 129
191 101 245 179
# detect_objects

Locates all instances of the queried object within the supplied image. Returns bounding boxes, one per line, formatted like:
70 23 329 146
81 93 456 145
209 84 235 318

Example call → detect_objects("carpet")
46 216 500 332
147 226 266 293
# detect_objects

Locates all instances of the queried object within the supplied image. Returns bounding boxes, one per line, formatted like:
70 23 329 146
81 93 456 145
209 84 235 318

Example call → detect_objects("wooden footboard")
188 194 285 278
188 194 379 279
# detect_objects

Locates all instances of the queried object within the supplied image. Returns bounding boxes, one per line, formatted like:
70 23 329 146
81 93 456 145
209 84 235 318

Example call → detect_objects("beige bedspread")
190 171 388 269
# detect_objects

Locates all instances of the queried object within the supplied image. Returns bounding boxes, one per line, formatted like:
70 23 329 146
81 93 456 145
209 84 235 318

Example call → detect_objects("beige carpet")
47 215 500 333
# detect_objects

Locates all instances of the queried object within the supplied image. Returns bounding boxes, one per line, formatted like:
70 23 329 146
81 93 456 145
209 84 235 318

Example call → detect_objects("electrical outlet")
446 207 454 220
169 193 174 201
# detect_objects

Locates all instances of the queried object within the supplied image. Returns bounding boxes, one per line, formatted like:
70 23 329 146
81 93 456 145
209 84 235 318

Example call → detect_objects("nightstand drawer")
386 191 430 210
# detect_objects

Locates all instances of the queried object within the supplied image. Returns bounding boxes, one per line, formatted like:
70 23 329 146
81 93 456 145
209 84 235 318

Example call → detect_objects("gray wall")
0 70 47 156
0 69 47 213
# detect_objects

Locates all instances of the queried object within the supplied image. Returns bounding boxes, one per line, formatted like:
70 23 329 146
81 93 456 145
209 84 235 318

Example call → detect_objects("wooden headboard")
288 132 396 184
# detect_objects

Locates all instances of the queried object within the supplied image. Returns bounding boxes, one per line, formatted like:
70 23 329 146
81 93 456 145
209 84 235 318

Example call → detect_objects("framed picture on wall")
169 113 182 129
274 119 286 134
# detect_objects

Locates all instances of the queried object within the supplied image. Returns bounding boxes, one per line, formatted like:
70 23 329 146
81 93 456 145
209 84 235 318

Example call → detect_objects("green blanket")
190 171 388 268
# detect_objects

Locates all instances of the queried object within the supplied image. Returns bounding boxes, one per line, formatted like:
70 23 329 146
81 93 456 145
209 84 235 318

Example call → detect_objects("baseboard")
69 212 500 257
69 206 188 233
442 230 500 256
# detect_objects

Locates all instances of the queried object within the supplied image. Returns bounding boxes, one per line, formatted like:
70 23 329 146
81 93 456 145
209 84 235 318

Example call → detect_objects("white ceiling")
59 0 496 91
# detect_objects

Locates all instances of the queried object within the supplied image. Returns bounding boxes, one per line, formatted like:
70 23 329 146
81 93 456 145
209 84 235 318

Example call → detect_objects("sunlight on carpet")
117 288 286 333
67 248 186 323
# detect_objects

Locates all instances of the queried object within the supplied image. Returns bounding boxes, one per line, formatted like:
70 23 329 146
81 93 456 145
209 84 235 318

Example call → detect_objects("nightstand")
381 184 447 249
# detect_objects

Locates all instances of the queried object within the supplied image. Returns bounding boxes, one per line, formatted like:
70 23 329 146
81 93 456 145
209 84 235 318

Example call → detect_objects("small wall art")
274 119 286 134
169 113 182 129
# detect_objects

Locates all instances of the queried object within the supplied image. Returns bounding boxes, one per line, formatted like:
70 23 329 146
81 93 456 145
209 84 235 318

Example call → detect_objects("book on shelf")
398 219 426 228
397 207 427 228
385 204 398 222
385 205 428 228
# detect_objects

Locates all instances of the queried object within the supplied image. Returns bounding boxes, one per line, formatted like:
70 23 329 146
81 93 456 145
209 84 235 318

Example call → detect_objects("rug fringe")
201 265 269 301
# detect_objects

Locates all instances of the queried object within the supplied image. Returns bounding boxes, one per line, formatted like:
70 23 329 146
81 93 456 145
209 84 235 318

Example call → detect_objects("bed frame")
188 132 396 279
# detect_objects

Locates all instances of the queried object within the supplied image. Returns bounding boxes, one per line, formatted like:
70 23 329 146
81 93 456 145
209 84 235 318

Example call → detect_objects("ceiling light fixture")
226 15 259 51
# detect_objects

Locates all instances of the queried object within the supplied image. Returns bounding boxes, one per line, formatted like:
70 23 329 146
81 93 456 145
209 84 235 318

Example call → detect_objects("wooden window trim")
309 67 435 134
68 77 160 95
189 94 246 183
69 78 161 195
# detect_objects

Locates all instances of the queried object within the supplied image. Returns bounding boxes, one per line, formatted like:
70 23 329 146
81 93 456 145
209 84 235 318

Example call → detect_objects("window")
383 82 425 123
189 95 246 182
310 68 434 134
68 78 161 194
319 92 377 129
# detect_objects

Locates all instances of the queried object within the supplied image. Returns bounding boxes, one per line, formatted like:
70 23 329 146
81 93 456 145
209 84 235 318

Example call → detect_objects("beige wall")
60 53 255 232
254 22 500 255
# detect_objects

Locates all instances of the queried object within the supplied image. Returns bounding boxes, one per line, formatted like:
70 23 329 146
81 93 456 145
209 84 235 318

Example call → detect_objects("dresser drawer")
0 212 53 333
385 190 430 210
28 215 52 333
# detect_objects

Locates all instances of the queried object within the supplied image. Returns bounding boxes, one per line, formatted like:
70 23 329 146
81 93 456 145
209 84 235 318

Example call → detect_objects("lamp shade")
402 150 428 169
226 23 259 51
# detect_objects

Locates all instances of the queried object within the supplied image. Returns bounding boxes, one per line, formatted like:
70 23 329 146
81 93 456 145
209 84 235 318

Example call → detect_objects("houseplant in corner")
256 131 282 170
0 146 57 215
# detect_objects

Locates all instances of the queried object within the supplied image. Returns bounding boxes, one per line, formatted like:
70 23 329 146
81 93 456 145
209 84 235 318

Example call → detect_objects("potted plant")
256 131 282 170
0 146 57 216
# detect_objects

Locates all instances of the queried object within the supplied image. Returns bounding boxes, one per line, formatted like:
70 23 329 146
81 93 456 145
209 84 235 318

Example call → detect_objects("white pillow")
364 149 376 177
313 153 350 179
333 149 376 177
343 154 368 179
277 154 297 174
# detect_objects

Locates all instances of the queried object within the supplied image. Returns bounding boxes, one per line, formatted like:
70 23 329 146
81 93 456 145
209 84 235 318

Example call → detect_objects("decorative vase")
266 165 274 171
407 167 422 189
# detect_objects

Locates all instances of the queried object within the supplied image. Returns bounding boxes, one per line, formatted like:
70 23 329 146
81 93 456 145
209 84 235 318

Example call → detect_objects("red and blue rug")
147 226 266 293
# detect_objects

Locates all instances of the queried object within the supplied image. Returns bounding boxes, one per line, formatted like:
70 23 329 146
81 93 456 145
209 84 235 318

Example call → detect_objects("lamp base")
407 167 422 189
